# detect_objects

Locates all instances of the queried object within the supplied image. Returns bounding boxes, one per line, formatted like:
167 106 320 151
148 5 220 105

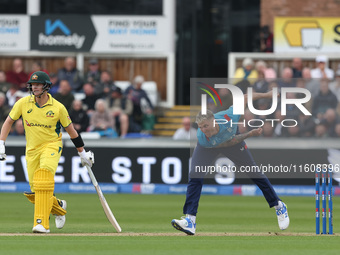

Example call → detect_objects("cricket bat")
86 165 122 232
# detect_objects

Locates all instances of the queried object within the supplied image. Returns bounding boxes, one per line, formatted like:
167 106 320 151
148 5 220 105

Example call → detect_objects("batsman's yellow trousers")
26 141 62 192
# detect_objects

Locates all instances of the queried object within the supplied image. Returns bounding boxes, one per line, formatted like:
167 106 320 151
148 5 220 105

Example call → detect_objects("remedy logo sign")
31 16 96 52
199 83 312 128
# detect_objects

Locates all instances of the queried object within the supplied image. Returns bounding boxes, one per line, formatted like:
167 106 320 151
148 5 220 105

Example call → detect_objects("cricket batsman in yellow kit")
0 71 94 233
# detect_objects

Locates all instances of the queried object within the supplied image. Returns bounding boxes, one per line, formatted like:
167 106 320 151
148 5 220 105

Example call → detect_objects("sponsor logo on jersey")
27 109 33 113
25 120 52 128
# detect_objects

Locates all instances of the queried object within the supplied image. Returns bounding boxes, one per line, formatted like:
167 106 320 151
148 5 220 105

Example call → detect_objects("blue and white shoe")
276 202 289 230
171 216 196 235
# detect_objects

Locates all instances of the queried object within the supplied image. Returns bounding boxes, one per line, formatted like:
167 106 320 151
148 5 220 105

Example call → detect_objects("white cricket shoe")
32 224 50 233
276 202 289 230
54 200 67 229
171 216 196 235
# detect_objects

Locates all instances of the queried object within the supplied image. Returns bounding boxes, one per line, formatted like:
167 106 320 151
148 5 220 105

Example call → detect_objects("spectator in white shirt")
173 117 197 140
311 55 334 80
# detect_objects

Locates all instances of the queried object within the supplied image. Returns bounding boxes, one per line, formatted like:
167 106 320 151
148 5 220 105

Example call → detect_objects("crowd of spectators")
227 55 340 138
173 54 340 140
3 55 340 139
0 57 155 138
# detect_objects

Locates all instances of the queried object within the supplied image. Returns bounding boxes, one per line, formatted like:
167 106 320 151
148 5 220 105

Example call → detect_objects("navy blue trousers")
183 141 280 216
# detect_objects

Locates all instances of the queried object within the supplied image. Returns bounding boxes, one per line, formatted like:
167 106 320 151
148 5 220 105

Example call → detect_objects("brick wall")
261 0 340 31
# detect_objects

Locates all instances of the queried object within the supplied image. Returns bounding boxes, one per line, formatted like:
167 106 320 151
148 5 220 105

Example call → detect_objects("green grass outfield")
0 193 339 255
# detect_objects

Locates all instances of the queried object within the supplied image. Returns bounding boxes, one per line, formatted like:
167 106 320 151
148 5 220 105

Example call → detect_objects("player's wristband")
71 135 84 148
0 140 4 146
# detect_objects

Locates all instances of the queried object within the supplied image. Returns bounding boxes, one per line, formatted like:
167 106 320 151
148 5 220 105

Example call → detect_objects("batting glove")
0 140 6 161
78 150 94 167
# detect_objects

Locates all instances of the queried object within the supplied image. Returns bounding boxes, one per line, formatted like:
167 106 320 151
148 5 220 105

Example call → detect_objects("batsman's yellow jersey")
9 94 72 151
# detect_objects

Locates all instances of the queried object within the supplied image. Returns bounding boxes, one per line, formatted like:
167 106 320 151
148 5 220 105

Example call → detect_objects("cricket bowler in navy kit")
171 90 289 235
0 71 94 233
